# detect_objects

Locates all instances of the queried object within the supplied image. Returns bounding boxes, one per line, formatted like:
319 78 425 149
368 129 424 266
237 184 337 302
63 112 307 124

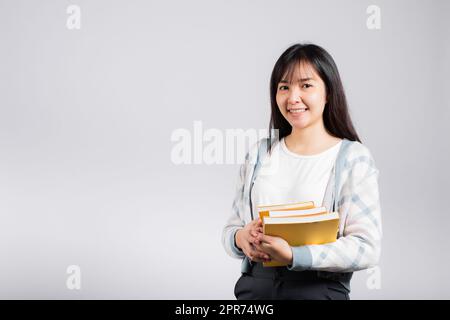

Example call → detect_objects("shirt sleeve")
221 160 247 259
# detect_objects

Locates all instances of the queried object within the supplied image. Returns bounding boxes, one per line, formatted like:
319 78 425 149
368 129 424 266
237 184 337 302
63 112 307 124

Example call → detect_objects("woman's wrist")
235 229 243 250
288 247 294 266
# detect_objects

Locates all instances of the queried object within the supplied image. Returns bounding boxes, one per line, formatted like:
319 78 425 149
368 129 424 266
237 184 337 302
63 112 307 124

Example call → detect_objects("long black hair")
268 43 361 152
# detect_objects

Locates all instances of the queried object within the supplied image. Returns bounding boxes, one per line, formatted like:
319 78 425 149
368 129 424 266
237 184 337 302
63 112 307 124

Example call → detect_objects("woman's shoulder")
340 139 377 169
344 139 372 154
242 137 270 166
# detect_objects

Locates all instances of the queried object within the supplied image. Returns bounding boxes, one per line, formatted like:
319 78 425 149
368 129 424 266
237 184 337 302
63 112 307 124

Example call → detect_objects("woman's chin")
288 119 310 130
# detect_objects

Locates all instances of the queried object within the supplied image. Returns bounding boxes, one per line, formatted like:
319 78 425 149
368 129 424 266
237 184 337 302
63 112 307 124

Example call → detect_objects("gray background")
0 0 449 299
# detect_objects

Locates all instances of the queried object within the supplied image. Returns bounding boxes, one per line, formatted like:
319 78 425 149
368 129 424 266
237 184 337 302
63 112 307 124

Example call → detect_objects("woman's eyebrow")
280 78 314 83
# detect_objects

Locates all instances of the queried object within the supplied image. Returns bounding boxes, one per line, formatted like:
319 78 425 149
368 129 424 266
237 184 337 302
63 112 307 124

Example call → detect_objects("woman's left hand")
254 233 293 265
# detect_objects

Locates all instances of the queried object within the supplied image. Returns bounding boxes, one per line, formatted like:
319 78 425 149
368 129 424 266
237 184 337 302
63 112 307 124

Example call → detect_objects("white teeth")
289 108 308 113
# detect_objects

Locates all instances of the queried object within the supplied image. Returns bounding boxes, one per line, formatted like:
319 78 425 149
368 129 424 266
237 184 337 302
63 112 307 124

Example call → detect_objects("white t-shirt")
251 138 343 214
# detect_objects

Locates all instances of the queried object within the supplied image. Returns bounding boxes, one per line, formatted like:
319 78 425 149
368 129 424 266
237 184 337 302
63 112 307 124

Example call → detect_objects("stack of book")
257 201 339 267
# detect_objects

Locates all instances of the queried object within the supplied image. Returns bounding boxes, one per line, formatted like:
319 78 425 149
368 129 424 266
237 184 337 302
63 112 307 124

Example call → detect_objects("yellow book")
268 206 327 218
262 212 339 267
257 201 315 220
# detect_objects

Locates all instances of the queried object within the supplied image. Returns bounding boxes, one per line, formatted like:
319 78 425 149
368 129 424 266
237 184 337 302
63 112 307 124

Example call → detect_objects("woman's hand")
236 218 271 263
254 230 293 266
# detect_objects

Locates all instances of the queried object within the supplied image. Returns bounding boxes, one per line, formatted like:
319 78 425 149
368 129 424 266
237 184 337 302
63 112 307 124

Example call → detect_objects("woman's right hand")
235 218 271 263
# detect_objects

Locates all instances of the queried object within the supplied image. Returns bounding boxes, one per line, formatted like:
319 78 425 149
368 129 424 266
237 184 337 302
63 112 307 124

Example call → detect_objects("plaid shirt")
222 138 382 274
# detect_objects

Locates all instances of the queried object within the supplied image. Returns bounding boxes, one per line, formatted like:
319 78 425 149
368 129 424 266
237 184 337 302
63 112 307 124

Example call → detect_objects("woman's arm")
222 139 270 261
221 160 247 259
288 144 383 273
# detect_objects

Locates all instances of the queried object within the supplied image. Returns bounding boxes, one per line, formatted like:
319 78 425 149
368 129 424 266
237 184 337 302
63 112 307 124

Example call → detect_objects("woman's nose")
287 87 302 105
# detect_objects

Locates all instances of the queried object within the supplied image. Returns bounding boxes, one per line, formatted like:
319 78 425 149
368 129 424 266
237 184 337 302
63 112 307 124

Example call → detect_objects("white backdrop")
0 0 449 299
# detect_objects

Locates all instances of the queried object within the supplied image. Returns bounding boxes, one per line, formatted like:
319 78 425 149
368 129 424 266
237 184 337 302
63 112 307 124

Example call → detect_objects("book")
257 201 315 220
262 211 339 267
268 206 327 218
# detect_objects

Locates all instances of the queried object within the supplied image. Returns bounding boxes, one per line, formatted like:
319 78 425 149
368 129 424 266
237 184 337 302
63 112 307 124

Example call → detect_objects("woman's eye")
302 84 312 88
279 85 288 91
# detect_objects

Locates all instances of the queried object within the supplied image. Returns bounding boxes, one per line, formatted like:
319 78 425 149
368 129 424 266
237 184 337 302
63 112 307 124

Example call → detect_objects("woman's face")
276 62 328 131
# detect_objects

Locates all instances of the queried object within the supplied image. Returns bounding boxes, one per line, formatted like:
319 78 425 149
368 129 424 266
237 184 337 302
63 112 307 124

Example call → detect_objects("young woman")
222 43 382 300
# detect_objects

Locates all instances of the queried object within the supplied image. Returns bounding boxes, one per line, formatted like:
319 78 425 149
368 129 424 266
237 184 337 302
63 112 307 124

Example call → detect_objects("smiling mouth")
288 107 309 113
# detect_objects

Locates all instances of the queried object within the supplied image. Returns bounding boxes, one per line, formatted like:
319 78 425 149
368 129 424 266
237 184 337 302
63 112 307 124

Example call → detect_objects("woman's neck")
284 120 341 156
